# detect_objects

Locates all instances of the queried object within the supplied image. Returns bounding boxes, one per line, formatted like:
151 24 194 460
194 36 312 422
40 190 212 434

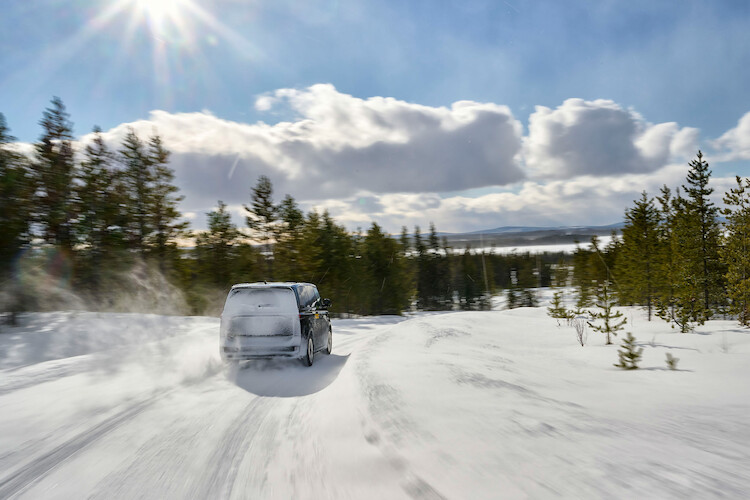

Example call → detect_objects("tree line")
1 97 557 318
8 100 745 328
560 151 750 331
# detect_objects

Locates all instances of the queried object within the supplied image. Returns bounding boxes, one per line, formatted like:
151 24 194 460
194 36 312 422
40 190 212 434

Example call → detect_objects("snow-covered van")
219 282 332 366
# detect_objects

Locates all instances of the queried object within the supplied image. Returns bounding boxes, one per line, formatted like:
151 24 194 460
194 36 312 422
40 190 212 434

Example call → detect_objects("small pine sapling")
506 287 519 309
521 288 537 308
506 269 520 309
587 282 626 344
547 290 568 324
614 332 643 370
665 352 679 370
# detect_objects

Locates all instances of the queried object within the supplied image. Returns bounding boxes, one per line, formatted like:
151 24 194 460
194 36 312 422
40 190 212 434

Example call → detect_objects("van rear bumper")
220 333 303 360
221 345 302 359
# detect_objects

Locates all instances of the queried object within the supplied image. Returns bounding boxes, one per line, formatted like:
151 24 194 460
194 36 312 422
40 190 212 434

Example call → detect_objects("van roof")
229 282 315 290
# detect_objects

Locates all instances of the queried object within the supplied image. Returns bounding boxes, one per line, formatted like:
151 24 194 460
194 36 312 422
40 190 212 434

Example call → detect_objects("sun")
134 0 189 29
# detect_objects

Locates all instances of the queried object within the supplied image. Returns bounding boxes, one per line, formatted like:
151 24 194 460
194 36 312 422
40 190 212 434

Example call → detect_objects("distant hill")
437 223 624 249
469 222 624 235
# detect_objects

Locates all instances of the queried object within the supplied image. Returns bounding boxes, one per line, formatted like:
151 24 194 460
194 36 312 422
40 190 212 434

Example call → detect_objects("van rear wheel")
304 336 314 366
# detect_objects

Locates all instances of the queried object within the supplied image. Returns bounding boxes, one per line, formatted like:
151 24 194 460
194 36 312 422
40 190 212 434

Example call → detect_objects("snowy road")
1 308 750 499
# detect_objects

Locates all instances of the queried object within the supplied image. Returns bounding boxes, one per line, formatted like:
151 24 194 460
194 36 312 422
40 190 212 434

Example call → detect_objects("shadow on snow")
225 352 350 397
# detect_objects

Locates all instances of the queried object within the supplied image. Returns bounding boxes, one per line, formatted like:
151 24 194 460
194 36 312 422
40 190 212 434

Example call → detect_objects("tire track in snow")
355 327 447 500
193 397 272 499
0 366 84 395
0 395 160 499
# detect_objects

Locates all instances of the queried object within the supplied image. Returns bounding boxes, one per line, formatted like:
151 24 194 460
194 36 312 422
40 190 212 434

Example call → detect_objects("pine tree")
588 235 615 286
361 222 410 315
721 176 750 326
665 352 679 370
617 192 663 319
0 114 34 276
347 227 368 314
547 259 571 322
399 226 410 254
244 175 277 278
297 210 325 283
274 194 305 280
414 225 429 309
458 246 481 310
120 128 151 254
614 332 643 370
415 223 452 310
505 255 539 309
398 225 416 308
32 97 77 251
506 267 520 309
670 151 724 328
547 290 569 324
572 243 595 308
587 281 627 344
654 185 682 329
194 201 241 289
75 126 127 291
429 222 453 308
146 133 188 272
303 210 357 315
0 114 36 323
117 129 187 270
552 258 570 288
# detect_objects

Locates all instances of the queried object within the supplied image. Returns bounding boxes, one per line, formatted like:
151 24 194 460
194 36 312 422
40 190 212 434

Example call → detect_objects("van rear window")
224 288 297 315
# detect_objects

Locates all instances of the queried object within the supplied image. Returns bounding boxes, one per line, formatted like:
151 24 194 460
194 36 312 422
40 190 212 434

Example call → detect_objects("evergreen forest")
2 98 749 330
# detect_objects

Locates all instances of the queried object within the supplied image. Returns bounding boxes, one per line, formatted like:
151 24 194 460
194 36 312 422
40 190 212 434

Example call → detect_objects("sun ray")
182 1 266 62
4 0 134 101
92 5 150 99
5 0 265 115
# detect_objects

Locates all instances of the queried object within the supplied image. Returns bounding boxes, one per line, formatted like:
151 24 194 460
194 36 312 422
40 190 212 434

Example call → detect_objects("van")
219 282 332 366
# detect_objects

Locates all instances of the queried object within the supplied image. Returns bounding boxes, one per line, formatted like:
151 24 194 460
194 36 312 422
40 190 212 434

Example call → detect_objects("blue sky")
2 0 750 232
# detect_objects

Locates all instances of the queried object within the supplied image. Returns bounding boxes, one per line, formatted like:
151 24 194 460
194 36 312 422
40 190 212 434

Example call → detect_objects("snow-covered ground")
1 298 749 499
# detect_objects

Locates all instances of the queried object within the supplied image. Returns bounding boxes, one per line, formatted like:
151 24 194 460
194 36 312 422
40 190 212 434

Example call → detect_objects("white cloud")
669 127 700 160
308 163 733 233
92 84 525 210
713 111 750 161
524 98 698 180
69 87 749 233
254 95 276 112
